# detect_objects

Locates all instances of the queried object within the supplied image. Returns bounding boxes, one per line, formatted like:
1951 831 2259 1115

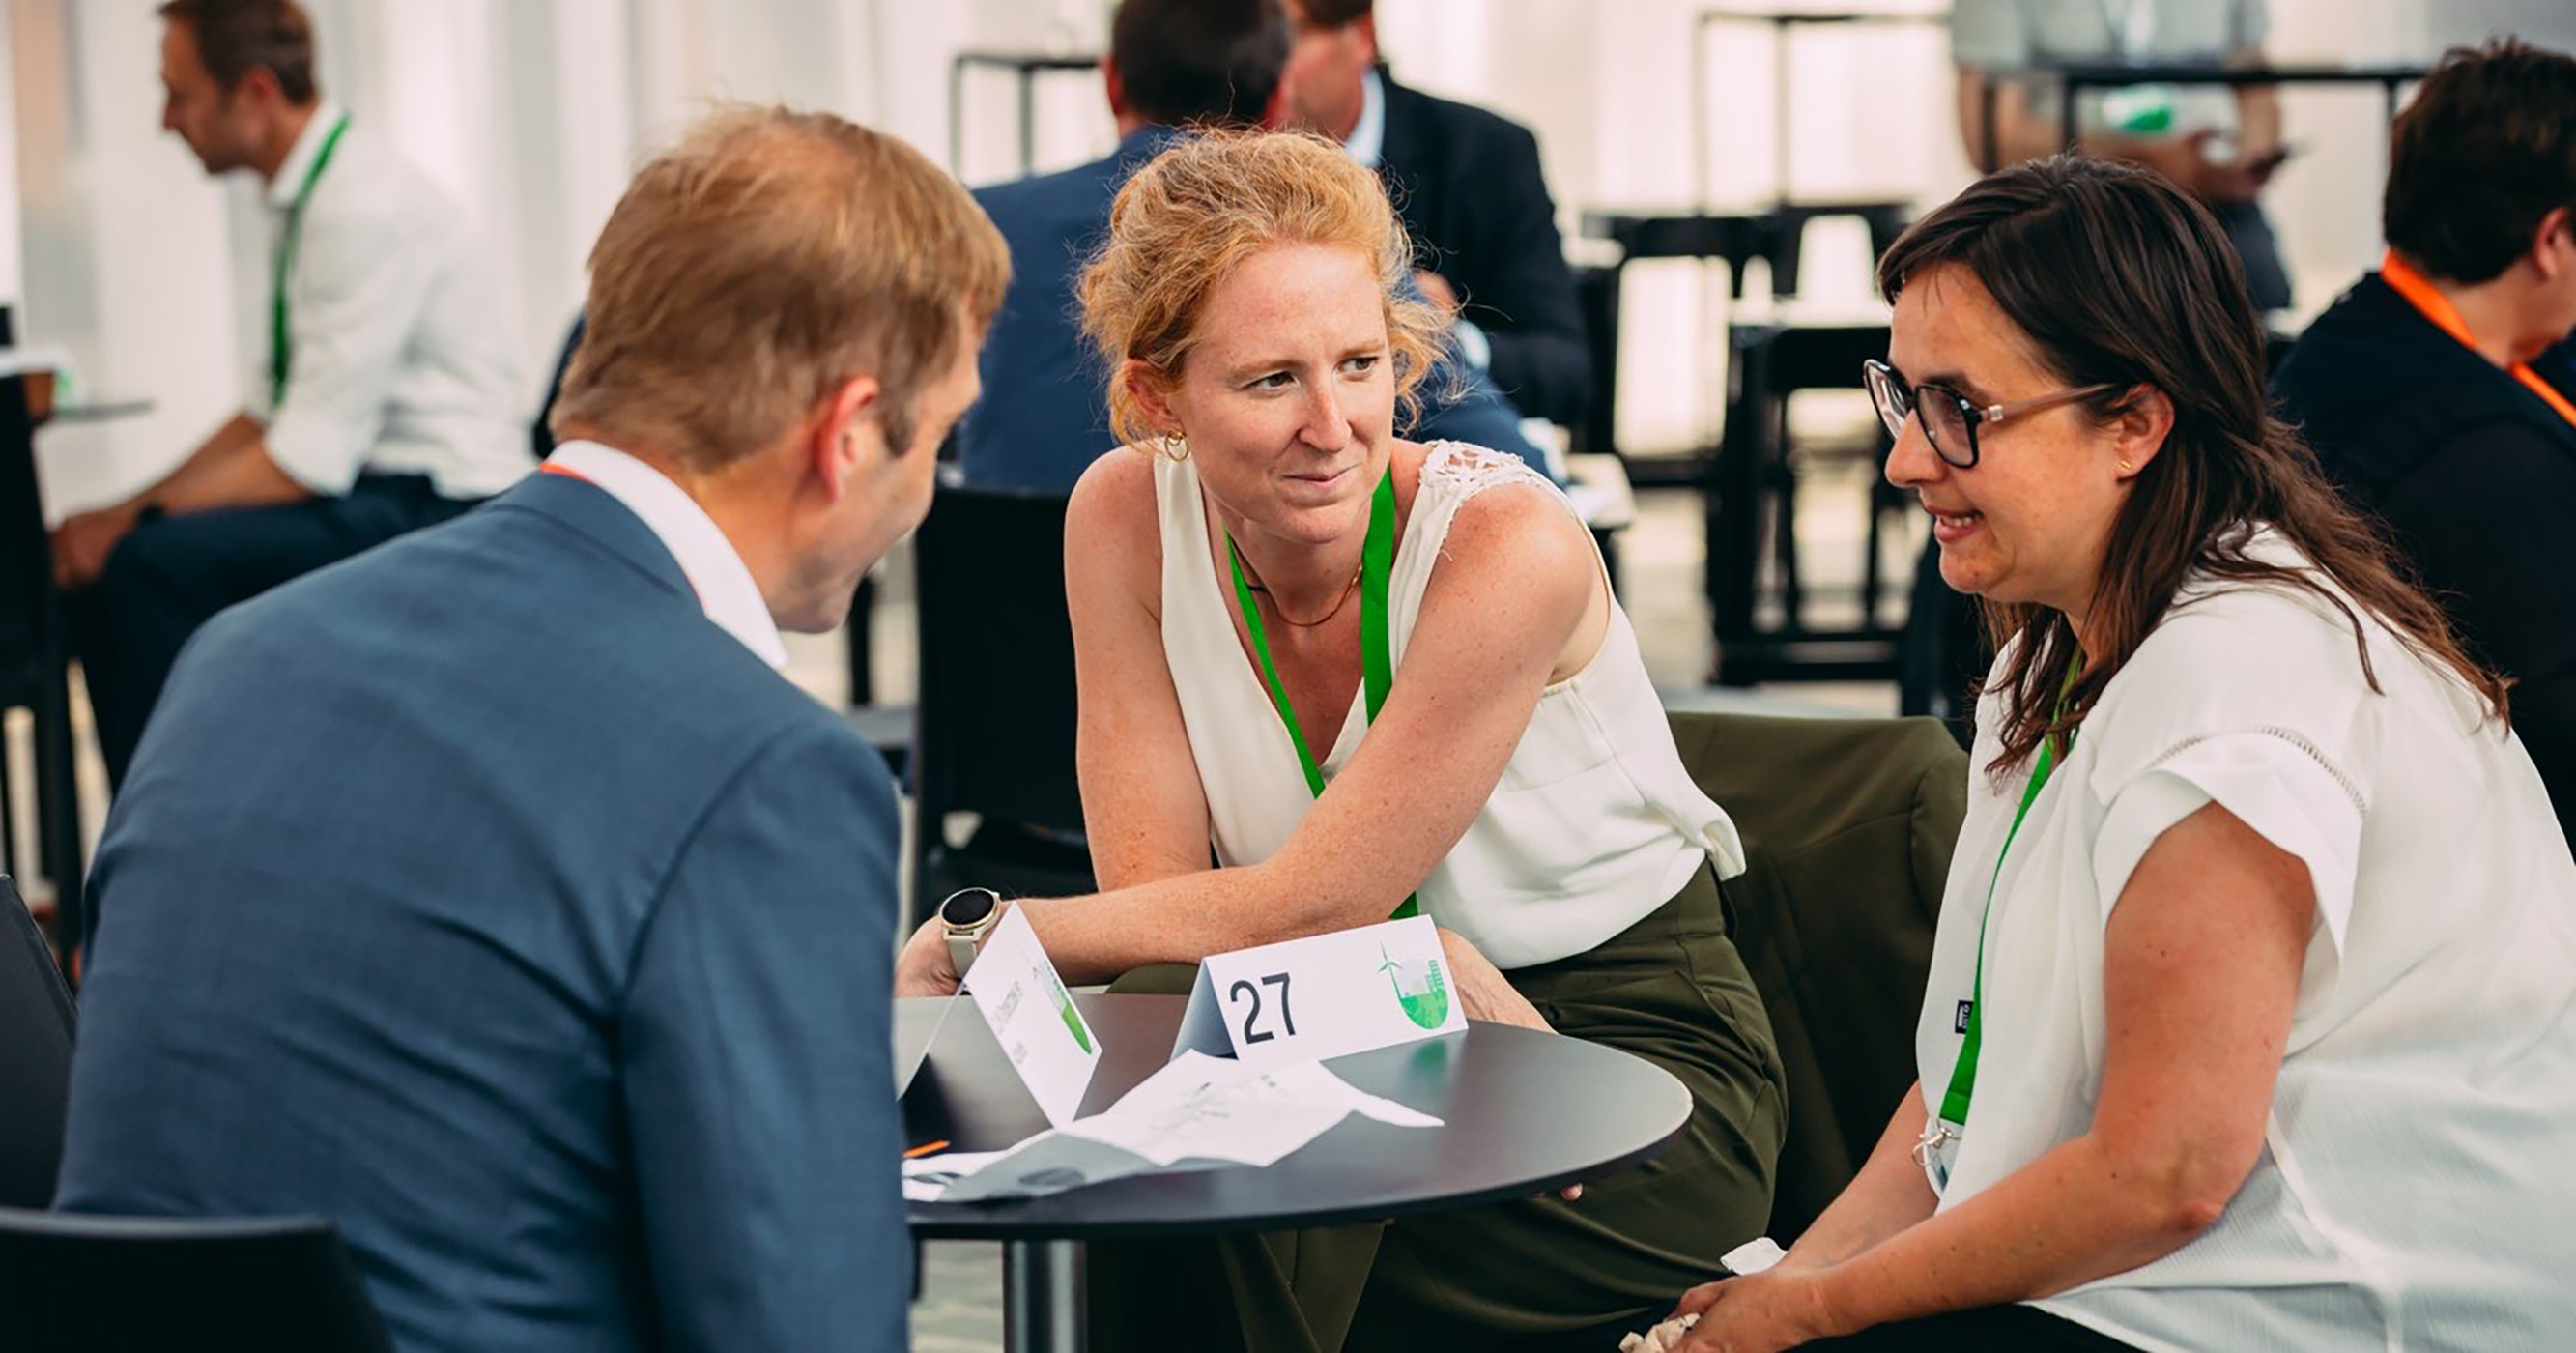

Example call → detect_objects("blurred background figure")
2272 39 2576 849
1277 0 1593 430
52 0 525 788
1951 0 2296 311
958 0 1542 494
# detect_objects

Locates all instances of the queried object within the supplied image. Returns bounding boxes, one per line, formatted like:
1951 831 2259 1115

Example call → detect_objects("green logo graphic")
1379 947 1450 1030
1046 973 1093 1053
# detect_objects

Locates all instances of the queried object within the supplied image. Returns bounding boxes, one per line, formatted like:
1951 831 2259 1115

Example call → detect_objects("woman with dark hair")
1655 155 2576 1351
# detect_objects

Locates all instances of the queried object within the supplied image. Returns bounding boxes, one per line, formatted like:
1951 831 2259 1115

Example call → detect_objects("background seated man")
959 0 1539 495
53 0 529 788
1280 0 1593 428
52 105 1009 1352
2271 39 2576 849
1951 0 2294 311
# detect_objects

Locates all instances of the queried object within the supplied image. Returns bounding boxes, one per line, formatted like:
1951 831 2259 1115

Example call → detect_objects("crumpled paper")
1617 1311 1696 1352
1615 1238 1789 1350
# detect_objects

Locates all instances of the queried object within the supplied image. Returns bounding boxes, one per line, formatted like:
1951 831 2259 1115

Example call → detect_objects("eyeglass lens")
1866 363 1977 468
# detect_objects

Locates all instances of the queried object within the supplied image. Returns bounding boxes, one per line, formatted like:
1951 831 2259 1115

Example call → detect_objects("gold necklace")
1232 543 1362 628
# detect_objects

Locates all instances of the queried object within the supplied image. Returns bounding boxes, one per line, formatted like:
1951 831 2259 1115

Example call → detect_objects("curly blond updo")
1077 129 1447 451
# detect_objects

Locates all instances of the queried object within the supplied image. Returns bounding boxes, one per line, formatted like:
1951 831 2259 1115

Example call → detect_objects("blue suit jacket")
55 474 909 1352
958 126 1547 494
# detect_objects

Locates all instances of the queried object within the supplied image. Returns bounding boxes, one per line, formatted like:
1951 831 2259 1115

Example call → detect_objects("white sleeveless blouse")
1155 442 1746 969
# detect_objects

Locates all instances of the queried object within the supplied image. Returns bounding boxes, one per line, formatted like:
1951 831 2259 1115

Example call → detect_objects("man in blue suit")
52 107 1011 1352
958 0 1544 495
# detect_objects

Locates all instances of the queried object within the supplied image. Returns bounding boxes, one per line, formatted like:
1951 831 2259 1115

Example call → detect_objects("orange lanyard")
2379 252 2576 430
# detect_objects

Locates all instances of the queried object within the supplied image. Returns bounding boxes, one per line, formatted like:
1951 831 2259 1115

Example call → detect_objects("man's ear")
2110 384 2175 481
815 374 884 501
235 65 286 115
1102 58 1128 122
1119 359 1180 441
1355 15 1379 63
2533 205 2574 282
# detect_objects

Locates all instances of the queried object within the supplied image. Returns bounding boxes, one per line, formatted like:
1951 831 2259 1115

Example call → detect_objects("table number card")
960 907 1102 1127
1173 914 1469 1068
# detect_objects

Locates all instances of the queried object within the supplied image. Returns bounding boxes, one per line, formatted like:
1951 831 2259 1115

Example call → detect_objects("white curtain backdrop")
6 0 2562 511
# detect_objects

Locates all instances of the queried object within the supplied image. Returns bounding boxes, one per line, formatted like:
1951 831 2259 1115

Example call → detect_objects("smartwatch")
938 887 1004 981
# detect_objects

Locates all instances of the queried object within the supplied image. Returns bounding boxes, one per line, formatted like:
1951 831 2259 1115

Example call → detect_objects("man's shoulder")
201 499 805 722
2275 275 2530 480
306 122 459 238
178 518 881 863
1382 73 1539 154
975 152 1125 235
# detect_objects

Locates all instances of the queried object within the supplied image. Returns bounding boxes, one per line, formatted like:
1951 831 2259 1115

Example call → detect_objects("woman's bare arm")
1674 801 2315 1348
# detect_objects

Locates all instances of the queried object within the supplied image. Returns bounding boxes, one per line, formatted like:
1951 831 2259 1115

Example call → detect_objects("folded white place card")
959 907 1102 1128
1173 913 1468 1068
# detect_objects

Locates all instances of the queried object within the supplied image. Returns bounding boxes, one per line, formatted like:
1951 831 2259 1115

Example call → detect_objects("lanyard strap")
1937 658 2083 1128
271 112 354 406
2380 251 2576 430
1226 465 1417 920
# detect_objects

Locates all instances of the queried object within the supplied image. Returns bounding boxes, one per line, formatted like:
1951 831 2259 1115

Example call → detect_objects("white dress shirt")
1344 68 1388 170
1915 526 2576 1351
543 440 787 670
256 102 528 500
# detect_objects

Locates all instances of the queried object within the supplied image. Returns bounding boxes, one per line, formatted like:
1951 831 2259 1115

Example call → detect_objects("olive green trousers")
1088 864 1787 1352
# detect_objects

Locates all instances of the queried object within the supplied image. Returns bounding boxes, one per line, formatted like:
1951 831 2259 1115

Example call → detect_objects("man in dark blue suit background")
52 106 1012 1352
958 0 1544 495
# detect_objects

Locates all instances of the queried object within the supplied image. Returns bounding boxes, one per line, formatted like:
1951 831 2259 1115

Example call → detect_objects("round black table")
901 993 1694 1352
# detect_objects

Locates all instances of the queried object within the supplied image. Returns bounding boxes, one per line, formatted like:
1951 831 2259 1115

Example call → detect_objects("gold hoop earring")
1157 431 1189 461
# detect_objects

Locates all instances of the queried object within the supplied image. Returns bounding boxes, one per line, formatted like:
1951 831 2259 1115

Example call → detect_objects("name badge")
961 907 1102 1127
1173 914 1468 1067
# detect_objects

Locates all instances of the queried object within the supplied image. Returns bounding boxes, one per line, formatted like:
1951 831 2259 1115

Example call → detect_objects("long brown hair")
1877 156 2506 774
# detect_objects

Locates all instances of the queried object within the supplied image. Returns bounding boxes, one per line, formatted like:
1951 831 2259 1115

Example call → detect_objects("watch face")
940 888 997 929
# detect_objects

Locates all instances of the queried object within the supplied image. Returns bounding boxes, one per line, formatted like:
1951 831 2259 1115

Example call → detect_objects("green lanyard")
1225 465 1417 920
271 112 353 406
1936 658 2083 1129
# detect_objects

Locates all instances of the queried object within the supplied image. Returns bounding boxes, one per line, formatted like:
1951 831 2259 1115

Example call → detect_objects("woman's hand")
894 917 962 997
1666 1270 1834 1353
1436 926 1551 1032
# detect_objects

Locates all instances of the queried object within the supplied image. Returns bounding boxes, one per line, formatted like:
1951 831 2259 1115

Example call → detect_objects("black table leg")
1004 1238 1085 1353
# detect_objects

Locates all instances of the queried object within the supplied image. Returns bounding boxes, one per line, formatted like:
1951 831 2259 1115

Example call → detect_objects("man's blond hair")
552 105 1009 469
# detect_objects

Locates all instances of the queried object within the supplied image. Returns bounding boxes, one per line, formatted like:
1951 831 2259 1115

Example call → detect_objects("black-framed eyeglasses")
1861 359 2117 470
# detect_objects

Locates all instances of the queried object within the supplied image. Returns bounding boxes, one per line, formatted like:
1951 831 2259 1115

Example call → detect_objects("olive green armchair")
1666 710 1968 1241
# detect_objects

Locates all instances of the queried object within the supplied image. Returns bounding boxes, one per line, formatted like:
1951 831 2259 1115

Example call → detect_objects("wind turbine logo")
1379 944 1451 1030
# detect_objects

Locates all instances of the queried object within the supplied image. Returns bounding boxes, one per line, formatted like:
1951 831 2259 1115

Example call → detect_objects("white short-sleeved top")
1154 442 1746 969
1914 526 2576 1351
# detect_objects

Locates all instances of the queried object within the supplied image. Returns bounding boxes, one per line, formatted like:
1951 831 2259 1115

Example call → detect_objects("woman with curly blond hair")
896 129 1787 1349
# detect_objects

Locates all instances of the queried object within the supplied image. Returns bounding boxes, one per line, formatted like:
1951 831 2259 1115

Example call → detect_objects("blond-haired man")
52 106 1007 1353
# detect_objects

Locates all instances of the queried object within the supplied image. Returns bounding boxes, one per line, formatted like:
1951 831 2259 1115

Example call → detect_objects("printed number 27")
1227 972 1297 1045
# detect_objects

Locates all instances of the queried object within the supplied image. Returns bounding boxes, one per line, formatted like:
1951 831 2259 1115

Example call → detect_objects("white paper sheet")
913 1052 1442 1203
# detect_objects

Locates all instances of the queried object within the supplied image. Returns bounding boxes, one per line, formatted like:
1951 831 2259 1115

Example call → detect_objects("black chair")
905 483 1093 926
0 336 87 974
0 1207 392 1352
0 875 73 1209
1710 321 1912 684
530 313 584 465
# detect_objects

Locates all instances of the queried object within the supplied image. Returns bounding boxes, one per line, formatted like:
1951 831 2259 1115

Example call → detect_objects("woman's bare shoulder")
1067 446 1166 597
